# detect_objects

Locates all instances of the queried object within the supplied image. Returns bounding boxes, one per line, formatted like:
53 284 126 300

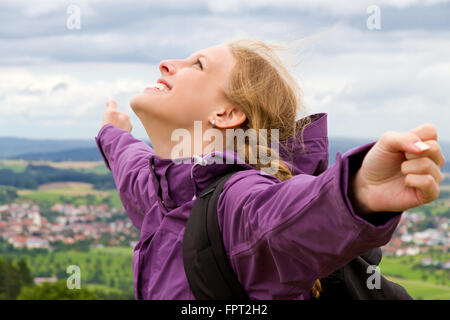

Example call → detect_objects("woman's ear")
214 105 246 129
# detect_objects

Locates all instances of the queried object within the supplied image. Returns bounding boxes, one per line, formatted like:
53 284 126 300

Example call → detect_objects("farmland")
385 276 450 300
379 251 450 299
0 160 110 175
16 183 122 208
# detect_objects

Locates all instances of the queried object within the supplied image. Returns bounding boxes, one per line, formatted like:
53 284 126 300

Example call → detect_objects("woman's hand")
349 123 445 215
100 97 133 132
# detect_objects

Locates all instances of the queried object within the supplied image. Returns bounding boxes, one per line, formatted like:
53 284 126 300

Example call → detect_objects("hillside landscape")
0 136 449 300
1 136 449 172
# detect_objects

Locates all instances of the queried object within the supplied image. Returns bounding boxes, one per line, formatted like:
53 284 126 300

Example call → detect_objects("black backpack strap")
183 170 250 300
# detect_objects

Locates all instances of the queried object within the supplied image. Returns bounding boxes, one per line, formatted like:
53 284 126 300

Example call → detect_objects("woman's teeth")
153 83 170 92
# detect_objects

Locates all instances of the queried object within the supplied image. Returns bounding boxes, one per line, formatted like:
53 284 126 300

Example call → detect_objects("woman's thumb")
412 140 430 152
381 130 430 154
106 96 117 109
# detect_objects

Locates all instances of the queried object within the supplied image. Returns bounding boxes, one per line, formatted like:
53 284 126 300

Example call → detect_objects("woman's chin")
130 93 166 119
130 93 153 112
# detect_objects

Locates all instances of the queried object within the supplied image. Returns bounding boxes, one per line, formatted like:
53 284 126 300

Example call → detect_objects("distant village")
0 201 449 271
381 212 450 270
0 202 139 250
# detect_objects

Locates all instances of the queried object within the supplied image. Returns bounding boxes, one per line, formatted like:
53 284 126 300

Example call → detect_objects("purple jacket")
95 112 402 300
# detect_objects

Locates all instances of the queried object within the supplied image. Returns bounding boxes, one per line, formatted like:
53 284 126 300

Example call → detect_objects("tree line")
0 164 115 190
0 255 126 300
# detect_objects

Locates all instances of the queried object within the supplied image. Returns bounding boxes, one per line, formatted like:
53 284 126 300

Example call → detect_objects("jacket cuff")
339 141 403 232
94 124 116 171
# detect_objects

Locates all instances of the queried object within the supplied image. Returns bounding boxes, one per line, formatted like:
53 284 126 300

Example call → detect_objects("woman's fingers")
106 97 117 109
404 173 440 204
408 123 438 142
379 130 428 154
404 139 446 168
402 152 443 205
101 96 133 133
401 156 443 184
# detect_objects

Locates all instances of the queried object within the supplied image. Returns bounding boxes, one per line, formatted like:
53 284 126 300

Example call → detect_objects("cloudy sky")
0 0 449 143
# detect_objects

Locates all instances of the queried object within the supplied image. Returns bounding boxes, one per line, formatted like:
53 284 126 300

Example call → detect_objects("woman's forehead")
197 45 235 71
197 45 236 86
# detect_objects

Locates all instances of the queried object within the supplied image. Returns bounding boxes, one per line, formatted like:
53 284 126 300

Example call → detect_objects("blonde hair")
223 37 322 298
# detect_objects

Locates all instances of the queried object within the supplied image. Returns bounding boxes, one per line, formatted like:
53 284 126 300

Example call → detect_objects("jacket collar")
148 112 328 211
279 112 328 176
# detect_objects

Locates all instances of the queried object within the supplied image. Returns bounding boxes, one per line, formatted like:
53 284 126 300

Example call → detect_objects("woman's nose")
159 60 175 75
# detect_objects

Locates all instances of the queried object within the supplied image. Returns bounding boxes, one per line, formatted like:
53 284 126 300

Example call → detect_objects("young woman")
95 39 445 300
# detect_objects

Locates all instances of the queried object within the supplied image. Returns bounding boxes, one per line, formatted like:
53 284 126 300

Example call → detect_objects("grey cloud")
52 82 68 91
18 86 44 96
0 1 449 66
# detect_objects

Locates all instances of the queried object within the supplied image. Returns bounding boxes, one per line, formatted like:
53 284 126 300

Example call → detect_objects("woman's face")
130 44 237 130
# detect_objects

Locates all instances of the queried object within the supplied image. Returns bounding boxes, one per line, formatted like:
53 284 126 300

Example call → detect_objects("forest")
0 164 115 190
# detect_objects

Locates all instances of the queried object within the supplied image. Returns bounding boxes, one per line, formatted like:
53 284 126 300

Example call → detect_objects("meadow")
0 160 110 175
385 276 450 300
16 182 122 208
379 252 450 300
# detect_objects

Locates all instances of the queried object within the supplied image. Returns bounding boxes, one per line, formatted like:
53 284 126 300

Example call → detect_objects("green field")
379 253 450 299
0 162 27 173
385 276 450 300
0 160 109 173
75 165 110 175
17 188 122 208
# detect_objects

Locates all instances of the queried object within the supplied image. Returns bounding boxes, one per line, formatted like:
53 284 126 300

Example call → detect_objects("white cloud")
293 26 450 139
0 64 161 139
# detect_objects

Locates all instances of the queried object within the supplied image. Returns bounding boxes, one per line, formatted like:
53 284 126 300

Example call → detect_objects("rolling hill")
1 136 448 172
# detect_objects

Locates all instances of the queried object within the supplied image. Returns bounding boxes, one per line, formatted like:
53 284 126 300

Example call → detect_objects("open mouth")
145 83 170 92
144 79 172 94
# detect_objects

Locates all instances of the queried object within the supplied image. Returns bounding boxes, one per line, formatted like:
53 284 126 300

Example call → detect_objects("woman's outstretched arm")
217 124 444 299
95 98 155 230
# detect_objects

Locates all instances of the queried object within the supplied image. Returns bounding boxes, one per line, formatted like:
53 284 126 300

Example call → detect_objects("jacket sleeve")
95 124 155 230
217 141 403 299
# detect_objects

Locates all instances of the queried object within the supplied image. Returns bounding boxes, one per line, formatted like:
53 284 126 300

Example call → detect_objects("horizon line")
0 134 449 145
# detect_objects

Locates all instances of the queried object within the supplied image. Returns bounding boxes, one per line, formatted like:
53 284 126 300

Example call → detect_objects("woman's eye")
194 58 203 70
